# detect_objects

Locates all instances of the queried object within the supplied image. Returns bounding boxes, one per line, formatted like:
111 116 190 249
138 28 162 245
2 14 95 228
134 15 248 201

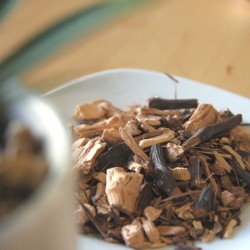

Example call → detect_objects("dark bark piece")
148 98 198 110
150 144 181 196
182 114 242 150
231 160 250 186
189 156 203 187
136 182 154 212
195 186 215 213
96 143 133 171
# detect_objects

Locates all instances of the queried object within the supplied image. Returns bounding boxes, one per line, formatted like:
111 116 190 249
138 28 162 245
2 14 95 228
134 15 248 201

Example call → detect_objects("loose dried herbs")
72 98 250 249
0 122 48 219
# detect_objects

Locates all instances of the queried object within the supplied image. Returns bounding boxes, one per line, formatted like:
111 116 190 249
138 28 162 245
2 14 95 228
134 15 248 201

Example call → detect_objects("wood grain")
0 0 250 98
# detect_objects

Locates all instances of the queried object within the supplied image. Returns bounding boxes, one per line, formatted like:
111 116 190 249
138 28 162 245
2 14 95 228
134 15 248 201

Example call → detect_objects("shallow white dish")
44 68 250 250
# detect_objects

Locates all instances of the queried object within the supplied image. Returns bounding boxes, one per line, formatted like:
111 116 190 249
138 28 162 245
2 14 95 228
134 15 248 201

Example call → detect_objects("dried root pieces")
72 98 250 249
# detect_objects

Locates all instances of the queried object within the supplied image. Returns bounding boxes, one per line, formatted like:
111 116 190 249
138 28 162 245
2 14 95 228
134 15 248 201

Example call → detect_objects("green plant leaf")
0 0 152 83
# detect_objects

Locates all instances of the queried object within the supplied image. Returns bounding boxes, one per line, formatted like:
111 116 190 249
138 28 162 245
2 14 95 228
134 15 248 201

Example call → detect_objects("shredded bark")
72 98 250 249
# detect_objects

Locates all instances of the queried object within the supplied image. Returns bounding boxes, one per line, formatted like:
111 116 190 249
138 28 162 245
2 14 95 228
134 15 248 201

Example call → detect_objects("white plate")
44 68 250 250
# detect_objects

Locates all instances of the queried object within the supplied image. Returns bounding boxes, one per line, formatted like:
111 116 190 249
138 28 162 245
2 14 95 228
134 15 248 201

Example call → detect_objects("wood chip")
105 167 143 213
72 137 88 150
192 220 203 231
184 104 218 134
221 190 235 207
74 137 106 174
223 219 238 238
119 127 149 163
171 167 191 181
175 202 194 220
144 206 162 221
166 143 184 162
138 107 181 117
73 99 121 121
124 120 142 136
200 230 215 242
139 129 175 148
101 128 122 145
136 112 161 126
158 225 186 237
121 224 146 249
142 217 161 243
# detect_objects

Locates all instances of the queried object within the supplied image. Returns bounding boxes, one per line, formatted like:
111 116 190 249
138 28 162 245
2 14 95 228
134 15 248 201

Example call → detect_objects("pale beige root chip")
221 190 235 207
72 138 88 150
139 129 175 149
184 104 218 134
74 120 108 138
141 123 156 133
200 229 215 242
171 167 191 181
119 127 149 163
106 114 128 130
221 188 244 209
101 128 122 145
166 143 184 162
223 219 238 238
157 225 186 237
144 206 162 221
175 202 194 220
192 220 203 231
73 99 122 121
74 204 96 225
136 112 161 127
74 137 106 174
138 107 181 118
128 161 143 173
121 224 146 249
105 167 143 213
141 217 161 244
74 114 127 138
124 120 142 136
132 218 143 229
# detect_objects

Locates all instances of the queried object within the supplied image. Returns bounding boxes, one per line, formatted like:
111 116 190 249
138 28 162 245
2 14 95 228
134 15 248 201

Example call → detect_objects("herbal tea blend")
72 98 250 249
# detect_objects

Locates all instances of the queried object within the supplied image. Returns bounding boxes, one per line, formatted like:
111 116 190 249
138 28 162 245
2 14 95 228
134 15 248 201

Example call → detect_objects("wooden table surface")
0 0 250 98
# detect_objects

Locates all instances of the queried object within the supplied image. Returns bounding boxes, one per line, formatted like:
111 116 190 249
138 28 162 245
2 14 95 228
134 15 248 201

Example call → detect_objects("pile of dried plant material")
72 98 250 249
0 122 48 219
